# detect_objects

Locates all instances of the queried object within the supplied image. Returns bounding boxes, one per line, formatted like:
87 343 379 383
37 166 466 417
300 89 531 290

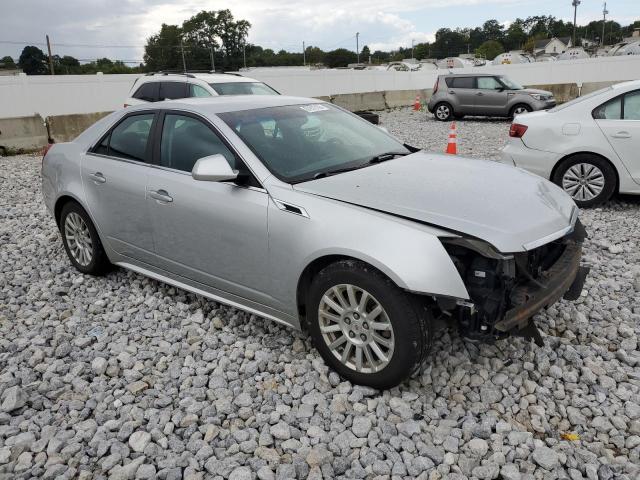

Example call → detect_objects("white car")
124 72 279 107
501 80 640 207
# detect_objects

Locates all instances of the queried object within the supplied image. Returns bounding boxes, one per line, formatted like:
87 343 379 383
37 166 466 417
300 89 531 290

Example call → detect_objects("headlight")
530 93 549 101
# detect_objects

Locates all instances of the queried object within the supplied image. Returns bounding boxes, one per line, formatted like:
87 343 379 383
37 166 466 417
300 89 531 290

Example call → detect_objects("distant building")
0 69 23 76
532 37 572 57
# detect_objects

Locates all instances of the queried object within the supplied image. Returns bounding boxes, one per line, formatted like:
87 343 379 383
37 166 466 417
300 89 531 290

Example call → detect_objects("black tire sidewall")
552 155 616 208
510 104 532 118
59 202 109 275
307 261 428 389
434 102 453 121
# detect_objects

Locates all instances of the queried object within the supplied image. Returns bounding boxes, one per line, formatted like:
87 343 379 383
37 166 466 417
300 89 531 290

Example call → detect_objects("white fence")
1 55 639 119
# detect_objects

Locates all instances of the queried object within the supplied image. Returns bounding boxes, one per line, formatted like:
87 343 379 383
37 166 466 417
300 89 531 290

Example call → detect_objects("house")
533 37 572 57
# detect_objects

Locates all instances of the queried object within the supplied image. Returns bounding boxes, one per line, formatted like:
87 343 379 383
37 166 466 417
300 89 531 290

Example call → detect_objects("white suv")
124 72 279 107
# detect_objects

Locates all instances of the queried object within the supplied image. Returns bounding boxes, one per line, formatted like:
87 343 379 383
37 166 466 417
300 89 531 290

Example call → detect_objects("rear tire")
60 202 111 275
306 260 431 389
433 102 454 121
552 154 616 208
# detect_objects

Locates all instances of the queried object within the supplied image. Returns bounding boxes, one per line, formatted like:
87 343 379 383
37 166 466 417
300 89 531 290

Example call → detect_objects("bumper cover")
495 222 588 332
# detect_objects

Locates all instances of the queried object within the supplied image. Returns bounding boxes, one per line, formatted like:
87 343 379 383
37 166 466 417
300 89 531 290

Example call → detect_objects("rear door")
446 76 476 114
594 89 640 182
82 112 157 263
475 76 509 116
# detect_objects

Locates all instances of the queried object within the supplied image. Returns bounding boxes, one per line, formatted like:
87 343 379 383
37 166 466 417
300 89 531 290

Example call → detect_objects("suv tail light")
433 77 439 95
509 123 528 138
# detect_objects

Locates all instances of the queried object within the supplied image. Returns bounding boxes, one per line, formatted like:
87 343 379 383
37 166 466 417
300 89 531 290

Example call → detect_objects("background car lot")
1 109 639 479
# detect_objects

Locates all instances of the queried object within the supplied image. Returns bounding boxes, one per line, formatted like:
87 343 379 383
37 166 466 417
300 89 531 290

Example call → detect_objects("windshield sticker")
300 104 329 113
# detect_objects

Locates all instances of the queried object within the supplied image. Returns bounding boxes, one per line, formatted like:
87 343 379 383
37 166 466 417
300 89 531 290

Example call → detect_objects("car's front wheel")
60 202 111 275
307 260 431 389
510 104 532 117
433 102 454 121
552 154 616 208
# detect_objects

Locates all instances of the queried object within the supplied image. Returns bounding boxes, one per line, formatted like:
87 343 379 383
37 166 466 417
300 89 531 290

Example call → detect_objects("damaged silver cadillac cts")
42 96 589 389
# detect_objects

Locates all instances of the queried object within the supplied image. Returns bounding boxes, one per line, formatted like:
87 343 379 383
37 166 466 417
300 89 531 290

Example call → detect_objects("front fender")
266 190 470 317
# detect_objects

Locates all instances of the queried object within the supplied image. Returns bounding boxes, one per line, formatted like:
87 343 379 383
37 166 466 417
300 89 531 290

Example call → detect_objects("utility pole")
412 39 415 60
180 39 186 72
303 41 306 66
601 2 609 46
356 32 360 64
572 0 581 47
45 35 55 75
243 43 247 70
210 45 215 72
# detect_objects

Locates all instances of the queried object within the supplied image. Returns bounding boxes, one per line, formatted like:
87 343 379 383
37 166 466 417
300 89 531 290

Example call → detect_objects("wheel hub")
318 284 395 373
562 163 605 202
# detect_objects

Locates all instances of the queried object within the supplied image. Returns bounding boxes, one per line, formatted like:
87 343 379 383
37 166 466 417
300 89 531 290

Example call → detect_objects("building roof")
533 37 571 49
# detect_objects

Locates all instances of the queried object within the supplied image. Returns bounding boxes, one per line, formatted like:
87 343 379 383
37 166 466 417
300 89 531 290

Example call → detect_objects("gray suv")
427 74 556 121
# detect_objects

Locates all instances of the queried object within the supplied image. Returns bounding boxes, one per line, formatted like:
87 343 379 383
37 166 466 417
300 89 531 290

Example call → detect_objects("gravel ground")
1 112 640 480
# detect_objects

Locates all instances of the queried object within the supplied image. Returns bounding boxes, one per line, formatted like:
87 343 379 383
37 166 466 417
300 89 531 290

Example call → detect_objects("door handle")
448 90 455 94
476 92 484 96
149 189 173 203
611 132 631 139
88 172 106 184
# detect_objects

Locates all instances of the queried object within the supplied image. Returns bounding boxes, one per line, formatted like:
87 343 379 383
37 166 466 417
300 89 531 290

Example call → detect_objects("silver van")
427 74 556 121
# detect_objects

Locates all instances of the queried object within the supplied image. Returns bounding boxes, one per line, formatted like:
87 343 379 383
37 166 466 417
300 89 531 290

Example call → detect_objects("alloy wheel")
318 284 395 373
436 105 450 120
64 212 93 266
513 106 530 115
562 163 605 202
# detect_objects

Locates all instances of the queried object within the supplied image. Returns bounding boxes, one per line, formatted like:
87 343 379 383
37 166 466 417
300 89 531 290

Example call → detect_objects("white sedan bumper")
500 138 561 181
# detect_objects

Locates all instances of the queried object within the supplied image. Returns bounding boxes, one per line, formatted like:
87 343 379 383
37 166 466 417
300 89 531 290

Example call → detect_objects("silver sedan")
42 96 588 388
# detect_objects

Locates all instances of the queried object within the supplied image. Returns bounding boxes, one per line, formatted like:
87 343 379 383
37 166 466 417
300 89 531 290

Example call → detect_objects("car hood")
294 152 576 253
520 88 553 96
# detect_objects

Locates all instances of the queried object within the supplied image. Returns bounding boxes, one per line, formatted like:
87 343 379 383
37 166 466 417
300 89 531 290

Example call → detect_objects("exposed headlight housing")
529 93 551 101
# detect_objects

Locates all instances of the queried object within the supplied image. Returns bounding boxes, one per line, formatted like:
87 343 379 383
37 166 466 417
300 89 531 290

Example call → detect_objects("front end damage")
439 220 589 345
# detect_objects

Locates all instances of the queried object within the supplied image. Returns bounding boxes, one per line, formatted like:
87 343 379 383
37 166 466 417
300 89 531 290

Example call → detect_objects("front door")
475 76 509 116
595 89 640 182
146 112 272 305
81 112 156 263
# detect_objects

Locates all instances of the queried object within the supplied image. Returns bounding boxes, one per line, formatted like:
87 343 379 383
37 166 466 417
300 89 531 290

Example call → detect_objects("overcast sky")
1 0 637 63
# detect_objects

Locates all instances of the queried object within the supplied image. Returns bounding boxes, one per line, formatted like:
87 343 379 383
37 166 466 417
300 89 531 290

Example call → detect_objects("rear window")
159 82 188 100
446 77 475 89
133 82 159 102
209 82 279 96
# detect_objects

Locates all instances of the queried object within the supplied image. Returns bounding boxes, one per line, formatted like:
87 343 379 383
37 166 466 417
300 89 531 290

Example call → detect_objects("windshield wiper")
367 151 410 163
313 164 368 179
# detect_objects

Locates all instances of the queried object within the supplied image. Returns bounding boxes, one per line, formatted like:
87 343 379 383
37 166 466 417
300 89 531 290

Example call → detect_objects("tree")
482 20 505 43
504 19 527 50
53 55 80 74
0 56 16 69
144 24 184 71
18 46 48 75
360 45 371 62
323 48 357 68
475 40 504 60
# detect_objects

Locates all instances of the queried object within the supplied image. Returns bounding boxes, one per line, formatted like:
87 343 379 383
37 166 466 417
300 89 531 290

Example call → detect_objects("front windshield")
499 76 523 90
220 104 409 183
210 82 279 96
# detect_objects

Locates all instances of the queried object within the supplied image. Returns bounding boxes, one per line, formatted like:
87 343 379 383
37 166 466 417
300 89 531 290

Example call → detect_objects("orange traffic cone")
413 95 421 111
445 122 457 154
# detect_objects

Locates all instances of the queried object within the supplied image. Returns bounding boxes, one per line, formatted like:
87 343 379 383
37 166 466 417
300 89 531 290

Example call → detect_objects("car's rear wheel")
510 104 532 117
307 260 431 389
434 102 454 121
60 202 111 275
552 154 616 208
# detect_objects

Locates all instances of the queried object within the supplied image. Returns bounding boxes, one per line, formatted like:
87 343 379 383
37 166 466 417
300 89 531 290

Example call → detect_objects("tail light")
433 77 439 95
509 123 528 138
124 103 130 108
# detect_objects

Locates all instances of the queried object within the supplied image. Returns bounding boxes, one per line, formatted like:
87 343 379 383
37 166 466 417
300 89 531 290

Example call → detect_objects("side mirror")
191 154 238 182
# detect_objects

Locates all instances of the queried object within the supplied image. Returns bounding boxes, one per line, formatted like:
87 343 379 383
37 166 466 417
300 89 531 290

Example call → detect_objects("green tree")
504 19 527 50
18 46 48 75
323 48 357 68
144 24 184 71
360 45 371 62
0 56 16 69
475 40 504 60
482 20 505 42
53 55 80 74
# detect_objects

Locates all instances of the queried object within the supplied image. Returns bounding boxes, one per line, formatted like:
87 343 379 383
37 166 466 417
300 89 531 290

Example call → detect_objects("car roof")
612 79 640 90
141 73 260 84
127 95 325 114
441 73 498 77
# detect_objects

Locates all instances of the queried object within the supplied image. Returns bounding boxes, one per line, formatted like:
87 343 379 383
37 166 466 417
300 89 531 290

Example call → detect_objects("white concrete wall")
1 55 639 119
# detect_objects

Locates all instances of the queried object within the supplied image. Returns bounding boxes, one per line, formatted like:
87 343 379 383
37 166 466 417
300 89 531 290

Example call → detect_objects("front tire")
433 102 454 121
307 260 431 389
60 202 111 275
510 104 532 117
552 154 616 208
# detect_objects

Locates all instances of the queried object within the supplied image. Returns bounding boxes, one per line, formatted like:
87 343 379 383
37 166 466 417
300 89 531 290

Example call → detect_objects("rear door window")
159 82 189 100
593 97 622 119
447 77 475 89
190 84 213 97
93 114 155 162
133 82 159 102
